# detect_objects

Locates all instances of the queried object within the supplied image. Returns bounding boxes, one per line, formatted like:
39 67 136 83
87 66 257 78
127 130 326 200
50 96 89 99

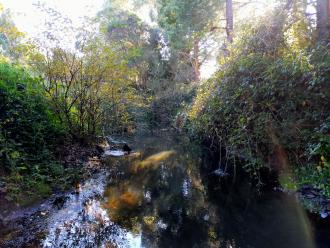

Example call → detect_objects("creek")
1 132 330 248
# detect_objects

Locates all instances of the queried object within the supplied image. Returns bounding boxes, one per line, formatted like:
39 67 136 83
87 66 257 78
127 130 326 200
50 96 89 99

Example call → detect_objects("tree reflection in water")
42 133 318 248
102 133 315 248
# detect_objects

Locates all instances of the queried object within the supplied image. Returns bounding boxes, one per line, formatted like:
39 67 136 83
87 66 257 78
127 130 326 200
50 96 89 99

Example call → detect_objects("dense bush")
188 14 330 194
0 61 67 200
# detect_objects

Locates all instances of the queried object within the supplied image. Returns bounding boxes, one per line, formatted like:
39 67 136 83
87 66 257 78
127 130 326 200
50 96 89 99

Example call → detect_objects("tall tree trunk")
192 38 200 81
317 0 330 42
226 0 234 43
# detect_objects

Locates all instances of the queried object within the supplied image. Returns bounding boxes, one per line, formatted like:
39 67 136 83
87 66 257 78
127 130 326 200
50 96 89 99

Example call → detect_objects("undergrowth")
0 61 77 203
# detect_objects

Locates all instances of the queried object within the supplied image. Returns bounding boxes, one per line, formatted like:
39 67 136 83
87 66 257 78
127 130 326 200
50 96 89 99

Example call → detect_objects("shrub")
0 61 67 199
188 14 330 192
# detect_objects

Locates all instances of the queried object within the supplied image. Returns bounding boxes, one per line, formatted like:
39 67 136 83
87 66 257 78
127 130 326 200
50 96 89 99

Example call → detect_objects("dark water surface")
3 132 330 248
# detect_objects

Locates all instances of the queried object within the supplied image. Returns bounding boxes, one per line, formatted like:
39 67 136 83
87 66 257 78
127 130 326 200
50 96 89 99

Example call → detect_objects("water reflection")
132 150 176 172
101 135 217 247
41 133 325 248
42 173 142 248
101 133 318 248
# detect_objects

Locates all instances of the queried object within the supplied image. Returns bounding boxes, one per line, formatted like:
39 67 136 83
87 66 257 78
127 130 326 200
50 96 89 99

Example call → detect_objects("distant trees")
99 9 154 88
0 4 31 62
282 0 330 42
157 0 224 82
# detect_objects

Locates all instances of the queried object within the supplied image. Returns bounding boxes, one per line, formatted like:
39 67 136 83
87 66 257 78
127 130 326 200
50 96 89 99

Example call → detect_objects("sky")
0 0 158 38
1 0 105 37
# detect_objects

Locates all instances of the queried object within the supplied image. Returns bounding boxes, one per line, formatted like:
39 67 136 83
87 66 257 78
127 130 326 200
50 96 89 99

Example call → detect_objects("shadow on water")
10 132 329 247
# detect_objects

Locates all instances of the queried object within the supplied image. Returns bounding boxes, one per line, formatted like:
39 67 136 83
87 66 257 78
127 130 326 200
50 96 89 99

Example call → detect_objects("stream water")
1 132 330 247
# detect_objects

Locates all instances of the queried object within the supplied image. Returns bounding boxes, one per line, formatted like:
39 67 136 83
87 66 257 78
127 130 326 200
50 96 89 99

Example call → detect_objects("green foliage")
296 165 330 197
188 12 330 185
0 61 67 200
296 134 330 196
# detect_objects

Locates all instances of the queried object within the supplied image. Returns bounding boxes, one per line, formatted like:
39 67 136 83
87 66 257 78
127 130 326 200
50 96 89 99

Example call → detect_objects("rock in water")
104 150 126 157
123 144 132 154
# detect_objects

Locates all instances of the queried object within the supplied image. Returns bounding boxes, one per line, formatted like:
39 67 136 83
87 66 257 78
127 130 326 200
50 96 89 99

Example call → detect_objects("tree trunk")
317 0 330 42
226 0 234 43
192 38 200 82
